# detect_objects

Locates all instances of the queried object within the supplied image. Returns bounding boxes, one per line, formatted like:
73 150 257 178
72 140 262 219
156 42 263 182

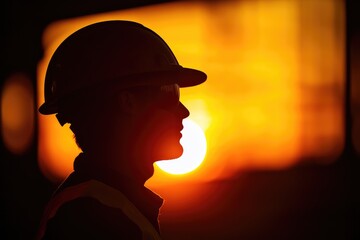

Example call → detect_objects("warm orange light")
38 0 345 184
156 118 207 175
1 73 34 154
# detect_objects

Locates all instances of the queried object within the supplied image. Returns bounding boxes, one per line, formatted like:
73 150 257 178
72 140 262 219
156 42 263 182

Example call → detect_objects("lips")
161 122 183 139
173 125 183 139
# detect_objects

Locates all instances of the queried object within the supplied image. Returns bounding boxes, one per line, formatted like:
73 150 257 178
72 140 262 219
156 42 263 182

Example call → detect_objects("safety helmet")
39 20 206 115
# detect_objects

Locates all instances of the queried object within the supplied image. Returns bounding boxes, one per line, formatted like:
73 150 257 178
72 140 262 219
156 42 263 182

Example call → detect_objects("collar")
68 153 164 232
73 152 163 207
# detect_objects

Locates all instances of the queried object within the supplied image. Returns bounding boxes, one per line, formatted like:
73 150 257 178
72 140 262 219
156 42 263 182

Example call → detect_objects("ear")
116 91 140 114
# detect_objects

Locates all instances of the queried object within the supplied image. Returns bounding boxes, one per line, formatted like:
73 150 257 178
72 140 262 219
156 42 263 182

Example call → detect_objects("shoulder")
42 197 142 240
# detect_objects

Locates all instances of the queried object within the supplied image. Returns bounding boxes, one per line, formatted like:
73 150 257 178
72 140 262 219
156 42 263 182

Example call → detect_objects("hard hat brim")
119 67 207 88
38 67 206 115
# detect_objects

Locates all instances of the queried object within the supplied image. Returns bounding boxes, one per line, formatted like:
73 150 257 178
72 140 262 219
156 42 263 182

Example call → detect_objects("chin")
156 143 183 160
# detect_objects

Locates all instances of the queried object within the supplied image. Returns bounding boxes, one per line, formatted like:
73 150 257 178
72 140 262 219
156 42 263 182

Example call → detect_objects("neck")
82 147 155 185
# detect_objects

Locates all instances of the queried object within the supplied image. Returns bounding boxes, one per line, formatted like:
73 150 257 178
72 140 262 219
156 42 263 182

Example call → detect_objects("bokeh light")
1 73 34 155
37 0 345 184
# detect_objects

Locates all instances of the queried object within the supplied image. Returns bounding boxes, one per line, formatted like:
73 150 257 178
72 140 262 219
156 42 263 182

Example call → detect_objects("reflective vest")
36 180 162 240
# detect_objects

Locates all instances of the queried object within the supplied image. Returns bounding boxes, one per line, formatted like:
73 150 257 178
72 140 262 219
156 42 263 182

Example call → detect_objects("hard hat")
39 20 206 115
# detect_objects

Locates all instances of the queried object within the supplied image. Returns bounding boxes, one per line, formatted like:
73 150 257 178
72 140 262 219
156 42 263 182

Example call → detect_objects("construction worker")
37 20 206 240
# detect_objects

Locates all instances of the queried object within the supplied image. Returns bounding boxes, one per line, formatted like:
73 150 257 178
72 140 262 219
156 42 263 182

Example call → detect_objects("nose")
178 102 190 119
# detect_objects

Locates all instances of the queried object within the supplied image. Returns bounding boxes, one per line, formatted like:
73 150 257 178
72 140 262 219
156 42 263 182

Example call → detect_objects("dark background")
1 0 359 239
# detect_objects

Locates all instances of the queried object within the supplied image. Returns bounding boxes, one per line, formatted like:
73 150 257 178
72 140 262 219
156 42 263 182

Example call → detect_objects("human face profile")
130 84 189 161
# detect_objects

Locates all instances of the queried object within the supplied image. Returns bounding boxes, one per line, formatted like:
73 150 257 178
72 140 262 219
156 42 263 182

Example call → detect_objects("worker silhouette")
36 21 206 240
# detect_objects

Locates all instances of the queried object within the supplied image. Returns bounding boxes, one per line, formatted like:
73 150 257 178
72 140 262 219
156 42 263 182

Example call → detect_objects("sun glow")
156 119 207 175
37 0 344 183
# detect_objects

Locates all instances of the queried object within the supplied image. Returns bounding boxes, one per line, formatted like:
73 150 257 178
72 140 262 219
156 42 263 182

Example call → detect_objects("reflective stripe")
36 180 162 240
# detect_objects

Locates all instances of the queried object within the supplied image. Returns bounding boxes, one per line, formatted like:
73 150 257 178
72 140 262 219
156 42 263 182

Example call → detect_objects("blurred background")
1 0 359 239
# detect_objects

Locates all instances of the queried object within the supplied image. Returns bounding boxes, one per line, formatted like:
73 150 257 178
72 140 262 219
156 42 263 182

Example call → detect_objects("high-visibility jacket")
36 180 162 240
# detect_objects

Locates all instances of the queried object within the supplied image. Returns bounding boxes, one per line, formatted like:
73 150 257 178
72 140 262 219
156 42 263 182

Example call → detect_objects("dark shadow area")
160 157 359 240
1 0 359 239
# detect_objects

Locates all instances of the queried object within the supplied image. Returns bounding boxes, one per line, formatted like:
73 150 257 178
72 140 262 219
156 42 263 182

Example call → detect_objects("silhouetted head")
39 21 206 172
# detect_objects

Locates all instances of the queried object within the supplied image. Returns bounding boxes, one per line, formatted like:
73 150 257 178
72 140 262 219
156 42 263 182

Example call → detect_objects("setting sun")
37 0 344 183
156 118 207 175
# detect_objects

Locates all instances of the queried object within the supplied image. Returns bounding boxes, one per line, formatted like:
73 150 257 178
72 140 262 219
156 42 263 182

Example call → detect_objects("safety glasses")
127 84 180 111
